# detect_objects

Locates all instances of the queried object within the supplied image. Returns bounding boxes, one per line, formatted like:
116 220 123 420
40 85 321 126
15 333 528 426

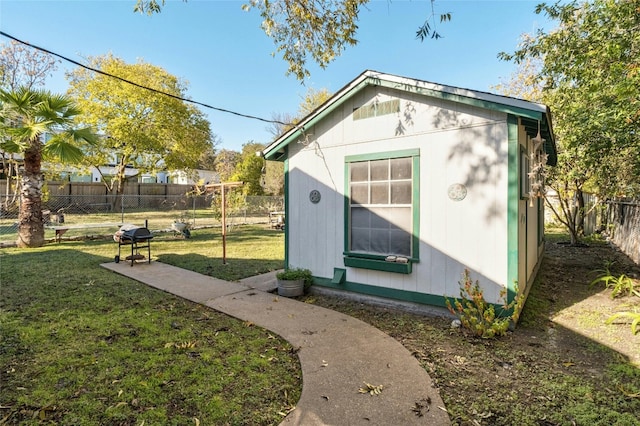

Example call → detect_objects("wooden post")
221 183 227 264
204 181 244 265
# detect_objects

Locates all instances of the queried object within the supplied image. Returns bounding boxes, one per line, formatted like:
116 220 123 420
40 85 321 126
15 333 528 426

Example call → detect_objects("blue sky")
0 0 556 152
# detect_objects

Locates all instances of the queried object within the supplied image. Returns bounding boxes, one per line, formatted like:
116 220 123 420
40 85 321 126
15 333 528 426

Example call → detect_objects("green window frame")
344 149 420 274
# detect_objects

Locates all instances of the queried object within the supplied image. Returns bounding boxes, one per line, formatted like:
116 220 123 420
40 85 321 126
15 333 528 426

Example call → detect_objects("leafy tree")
66 54 214 198
492 51 543 103
214 148 240 182
0 87 97 247
264 86 333 195
133 0 450 80
499 0 640 243
262 159 284 195
196 133 221 171
493 54 589 243
267 87 331 139
231 142 266 196
0 41 59 210
298 87 332 116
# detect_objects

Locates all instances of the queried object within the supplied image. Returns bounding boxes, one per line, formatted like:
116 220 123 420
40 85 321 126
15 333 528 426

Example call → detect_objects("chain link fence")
0 194 284 242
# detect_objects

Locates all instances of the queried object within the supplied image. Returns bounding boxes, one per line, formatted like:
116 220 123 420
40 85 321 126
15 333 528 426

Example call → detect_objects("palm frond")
42 135 85 164
0 138 24 154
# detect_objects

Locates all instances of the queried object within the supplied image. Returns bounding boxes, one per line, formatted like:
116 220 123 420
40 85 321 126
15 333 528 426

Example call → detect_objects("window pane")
351 183 369 204
371 207 411 231
351 162 368 182
351 207 370 228
370 211 391 230
390 157 411 180
351 227 370 252
370 159 389 181
370 229 390 253
391 181 412 204
370 182 389 204
389 229 411 256
391 207 411 231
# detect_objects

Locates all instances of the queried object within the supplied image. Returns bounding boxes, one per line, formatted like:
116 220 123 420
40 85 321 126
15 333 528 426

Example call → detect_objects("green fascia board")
264 73 556 165
371 77 544 121
264 79 370 161
372 77 556 165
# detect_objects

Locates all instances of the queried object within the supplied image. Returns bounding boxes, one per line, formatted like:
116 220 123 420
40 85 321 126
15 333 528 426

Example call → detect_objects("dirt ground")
540 238 640 366
307 235 640 425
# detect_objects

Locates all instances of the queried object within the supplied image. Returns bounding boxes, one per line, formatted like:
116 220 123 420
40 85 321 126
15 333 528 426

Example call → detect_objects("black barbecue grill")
114 226 153 266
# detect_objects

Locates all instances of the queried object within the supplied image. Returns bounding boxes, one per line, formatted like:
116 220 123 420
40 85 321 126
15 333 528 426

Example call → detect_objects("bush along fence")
0 182 283 242
605 199 640 265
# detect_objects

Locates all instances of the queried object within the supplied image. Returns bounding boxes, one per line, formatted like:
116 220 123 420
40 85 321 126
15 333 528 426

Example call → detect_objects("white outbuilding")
262 70 557 314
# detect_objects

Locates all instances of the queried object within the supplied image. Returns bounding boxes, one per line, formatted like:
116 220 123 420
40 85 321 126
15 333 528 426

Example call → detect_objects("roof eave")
262 71 557 165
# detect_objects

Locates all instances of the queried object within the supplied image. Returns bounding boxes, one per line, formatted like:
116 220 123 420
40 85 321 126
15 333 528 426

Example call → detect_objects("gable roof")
262 70 557 166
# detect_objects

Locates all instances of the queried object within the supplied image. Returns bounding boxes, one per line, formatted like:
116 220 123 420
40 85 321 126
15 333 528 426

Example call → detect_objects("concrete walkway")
101 261 451 425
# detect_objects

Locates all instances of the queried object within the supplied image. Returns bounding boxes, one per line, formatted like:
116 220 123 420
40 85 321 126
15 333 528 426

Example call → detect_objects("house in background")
262 70 557 312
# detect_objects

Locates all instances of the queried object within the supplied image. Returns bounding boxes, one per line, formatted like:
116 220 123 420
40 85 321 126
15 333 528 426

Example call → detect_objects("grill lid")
121 227 153 240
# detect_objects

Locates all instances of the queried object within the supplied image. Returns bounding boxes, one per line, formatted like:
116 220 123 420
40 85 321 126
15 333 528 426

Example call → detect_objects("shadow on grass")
156 252 283 282
0 246 300 425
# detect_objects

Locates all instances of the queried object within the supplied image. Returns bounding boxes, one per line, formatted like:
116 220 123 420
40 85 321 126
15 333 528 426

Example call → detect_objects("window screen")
349 157 412 257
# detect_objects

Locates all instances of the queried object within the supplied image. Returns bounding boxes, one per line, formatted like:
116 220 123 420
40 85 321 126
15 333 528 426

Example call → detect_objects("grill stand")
114 227 153 266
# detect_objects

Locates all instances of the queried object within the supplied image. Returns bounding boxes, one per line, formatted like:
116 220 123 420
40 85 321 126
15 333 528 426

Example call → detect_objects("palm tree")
0 87 97 247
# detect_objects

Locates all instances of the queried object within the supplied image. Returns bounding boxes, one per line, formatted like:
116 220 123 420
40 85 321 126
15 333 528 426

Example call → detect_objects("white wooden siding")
287 86 516 304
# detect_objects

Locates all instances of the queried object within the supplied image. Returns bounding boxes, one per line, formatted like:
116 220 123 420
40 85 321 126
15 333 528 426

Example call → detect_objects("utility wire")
0 31 291 127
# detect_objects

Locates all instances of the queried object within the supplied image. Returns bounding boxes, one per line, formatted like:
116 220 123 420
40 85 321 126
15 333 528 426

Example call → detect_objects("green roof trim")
262 70 557 165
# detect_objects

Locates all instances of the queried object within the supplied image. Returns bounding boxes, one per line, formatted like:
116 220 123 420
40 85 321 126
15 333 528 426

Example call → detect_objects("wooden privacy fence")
40 181 196 197
0 182 208 212
605 200 640 265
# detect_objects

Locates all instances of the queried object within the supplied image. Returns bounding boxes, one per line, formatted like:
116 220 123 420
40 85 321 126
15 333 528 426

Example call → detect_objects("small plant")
606 311 640 335
445 269 525 339
276 267 313 287
590 261 640 298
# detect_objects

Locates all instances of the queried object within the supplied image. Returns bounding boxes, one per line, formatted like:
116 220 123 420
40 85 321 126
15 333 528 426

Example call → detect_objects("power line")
0 31 291 127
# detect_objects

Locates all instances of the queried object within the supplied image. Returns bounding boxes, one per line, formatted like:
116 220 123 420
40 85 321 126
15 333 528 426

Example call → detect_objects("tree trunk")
16 141 45 248
576 189 585 236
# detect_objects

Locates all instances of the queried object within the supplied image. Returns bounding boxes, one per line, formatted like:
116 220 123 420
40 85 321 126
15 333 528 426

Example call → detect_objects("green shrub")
276 267 313 287
445 269 524 338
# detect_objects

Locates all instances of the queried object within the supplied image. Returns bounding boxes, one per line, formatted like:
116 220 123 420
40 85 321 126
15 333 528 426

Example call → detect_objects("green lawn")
0 225 298 425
